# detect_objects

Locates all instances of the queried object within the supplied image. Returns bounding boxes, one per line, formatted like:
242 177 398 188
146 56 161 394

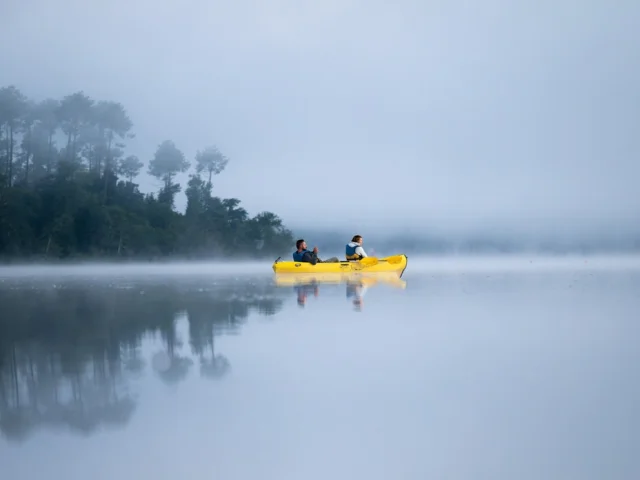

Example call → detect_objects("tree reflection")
0 277 286 442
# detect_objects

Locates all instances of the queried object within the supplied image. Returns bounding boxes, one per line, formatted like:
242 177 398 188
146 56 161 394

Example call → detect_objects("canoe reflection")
273 272 407 310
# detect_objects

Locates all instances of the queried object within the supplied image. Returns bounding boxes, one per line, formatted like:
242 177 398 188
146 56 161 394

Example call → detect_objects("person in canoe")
293 239 339 264
345 235 368 261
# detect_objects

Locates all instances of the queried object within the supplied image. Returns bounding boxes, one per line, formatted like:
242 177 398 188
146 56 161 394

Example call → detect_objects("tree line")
0 85 294 260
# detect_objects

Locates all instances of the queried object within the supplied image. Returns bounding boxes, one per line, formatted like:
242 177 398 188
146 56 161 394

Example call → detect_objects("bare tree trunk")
103 135 112 203
71 132 77 162
47 132 53 173
24 126 32 185
7 125 14 186
3 125 8 180
66 132 72 160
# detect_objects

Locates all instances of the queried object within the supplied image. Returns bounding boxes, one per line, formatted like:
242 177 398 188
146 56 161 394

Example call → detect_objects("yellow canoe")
273 271 407 289
272 254 408 277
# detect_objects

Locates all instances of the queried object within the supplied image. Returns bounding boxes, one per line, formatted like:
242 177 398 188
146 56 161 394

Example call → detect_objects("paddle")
351 255 404 270
359 257 379 267
384 255 404 264
360 255 404 267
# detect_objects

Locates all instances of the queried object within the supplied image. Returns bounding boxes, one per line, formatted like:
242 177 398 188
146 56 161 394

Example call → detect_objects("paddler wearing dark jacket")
292 239 339 264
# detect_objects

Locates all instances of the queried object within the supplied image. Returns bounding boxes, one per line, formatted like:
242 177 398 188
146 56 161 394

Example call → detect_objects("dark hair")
351 235 362 242
296 239 305 249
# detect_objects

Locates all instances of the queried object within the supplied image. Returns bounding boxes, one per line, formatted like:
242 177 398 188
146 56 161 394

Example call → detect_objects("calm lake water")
1 256 639 479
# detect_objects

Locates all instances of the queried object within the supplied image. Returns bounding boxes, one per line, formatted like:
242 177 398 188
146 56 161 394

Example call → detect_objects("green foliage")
195 145 228 184
148 140 190 187
0 85 295 261
119 155 143 182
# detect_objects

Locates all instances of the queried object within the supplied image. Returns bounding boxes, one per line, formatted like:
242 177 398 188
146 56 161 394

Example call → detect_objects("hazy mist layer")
2 254 640 278
2 0 639 237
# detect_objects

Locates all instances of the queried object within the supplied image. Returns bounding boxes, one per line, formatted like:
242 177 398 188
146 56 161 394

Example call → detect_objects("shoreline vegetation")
0 85 295 262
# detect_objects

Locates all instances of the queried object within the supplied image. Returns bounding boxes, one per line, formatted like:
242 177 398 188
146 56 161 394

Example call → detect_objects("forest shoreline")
0 85 295 260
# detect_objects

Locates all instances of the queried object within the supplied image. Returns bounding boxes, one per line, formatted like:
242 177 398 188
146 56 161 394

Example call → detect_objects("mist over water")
2 254 640 279
1 255 639 479
0 260 270 278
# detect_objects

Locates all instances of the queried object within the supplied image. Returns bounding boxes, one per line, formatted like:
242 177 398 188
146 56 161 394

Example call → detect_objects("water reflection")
273 272 407 310
0 272 409 442
0 277 286 442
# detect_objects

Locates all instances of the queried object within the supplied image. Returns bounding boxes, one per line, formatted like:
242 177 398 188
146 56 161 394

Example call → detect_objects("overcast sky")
1 0 638 237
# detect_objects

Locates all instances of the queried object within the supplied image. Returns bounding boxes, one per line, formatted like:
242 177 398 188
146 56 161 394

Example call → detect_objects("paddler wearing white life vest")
345 235 368 261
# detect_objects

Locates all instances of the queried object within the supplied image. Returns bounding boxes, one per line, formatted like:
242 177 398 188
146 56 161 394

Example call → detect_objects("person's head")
351 235 363 245
296 239 307 251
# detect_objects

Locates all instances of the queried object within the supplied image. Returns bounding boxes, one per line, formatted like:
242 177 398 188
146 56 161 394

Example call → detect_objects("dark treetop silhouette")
0 85 294 260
